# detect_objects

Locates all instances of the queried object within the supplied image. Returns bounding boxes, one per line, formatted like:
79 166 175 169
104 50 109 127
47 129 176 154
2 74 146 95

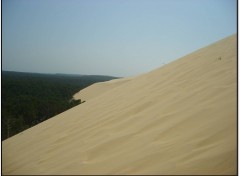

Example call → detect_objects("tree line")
2 71 117 140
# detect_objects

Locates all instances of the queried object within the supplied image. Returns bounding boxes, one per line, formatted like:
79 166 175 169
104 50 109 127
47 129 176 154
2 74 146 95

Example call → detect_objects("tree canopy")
2 71 117 140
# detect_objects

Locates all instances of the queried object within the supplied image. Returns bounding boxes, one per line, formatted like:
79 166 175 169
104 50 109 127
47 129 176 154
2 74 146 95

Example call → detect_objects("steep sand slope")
3 34 237 175
73 77 133 101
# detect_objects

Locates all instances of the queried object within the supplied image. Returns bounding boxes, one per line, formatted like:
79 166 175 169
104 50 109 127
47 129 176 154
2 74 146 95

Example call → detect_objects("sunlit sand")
3 34 236 175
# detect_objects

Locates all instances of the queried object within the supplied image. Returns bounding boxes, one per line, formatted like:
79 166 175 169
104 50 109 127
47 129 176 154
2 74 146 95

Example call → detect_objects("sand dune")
2 34 237 175
73 76 133 102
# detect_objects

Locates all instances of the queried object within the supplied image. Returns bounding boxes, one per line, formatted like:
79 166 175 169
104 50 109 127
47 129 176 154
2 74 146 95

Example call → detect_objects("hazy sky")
2 0 236 77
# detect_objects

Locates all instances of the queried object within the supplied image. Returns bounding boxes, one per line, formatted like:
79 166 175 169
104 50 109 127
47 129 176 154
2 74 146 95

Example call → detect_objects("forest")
2 71 117 140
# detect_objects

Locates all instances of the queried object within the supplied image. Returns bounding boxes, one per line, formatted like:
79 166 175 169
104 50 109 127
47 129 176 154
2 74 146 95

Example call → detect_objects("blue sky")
2 0 236 77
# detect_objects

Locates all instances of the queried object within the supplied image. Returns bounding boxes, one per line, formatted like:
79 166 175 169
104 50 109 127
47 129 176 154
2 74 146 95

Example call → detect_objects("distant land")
2 70 120 78
2 71 118 140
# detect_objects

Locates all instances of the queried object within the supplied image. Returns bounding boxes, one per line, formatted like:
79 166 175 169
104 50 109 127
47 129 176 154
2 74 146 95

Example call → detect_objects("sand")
2 34 237 175
73 76 134 102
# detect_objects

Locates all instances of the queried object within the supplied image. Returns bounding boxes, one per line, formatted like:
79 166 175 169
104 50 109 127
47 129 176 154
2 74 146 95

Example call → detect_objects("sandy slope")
73 77 133 102
2 34 237 175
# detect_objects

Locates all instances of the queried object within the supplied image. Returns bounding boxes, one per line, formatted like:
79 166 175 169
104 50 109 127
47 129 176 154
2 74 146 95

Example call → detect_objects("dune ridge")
73 76 134 102
3 34 237 175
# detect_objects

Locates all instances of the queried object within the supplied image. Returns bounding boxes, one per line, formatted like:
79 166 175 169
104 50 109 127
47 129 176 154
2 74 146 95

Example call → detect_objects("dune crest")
3 34 237 175
73 76 133 102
